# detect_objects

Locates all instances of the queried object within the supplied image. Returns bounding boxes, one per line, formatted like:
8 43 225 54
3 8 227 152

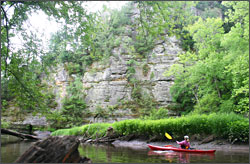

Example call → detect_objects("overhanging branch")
1 5 10 78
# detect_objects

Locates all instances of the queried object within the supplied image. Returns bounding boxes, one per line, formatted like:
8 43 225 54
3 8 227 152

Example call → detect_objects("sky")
11 1 128 53
28 1 128 39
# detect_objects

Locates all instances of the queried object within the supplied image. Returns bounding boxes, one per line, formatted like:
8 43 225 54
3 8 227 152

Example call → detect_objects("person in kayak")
176 136 191 149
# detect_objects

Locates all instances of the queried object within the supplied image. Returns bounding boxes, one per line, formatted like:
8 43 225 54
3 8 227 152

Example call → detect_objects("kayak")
147 144 216 153
148 144 216 153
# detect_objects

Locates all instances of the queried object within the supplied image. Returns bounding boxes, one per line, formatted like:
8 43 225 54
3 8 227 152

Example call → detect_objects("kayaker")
176 136 190 149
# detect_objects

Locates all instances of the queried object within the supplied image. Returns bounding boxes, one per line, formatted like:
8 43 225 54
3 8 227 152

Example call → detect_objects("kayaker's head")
184 135 189 142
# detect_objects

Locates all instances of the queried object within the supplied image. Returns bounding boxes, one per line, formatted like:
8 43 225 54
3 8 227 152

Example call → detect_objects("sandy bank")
111 139 249 152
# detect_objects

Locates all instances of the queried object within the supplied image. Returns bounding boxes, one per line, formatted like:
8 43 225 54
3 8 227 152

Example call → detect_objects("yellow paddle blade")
165 132 172 140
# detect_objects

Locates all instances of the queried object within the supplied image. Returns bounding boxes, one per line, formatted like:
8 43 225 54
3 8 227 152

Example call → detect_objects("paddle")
165 132 172 140
164 132 173 147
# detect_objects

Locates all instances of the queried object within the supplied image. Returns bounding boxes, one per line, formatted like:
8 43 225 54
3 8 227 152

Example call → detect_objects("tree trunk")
15 136 91 163
1 128 40 140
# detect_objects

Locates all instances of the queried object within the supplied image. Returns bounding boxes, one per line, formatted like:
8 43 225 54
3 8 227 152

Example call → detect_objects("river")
1 135 249 163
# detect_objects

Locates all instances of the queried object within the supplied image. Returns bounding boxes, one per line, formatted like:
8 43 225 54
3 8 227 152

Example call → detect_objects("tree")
1 1 90 114
165 1 249 115
134 1 196 52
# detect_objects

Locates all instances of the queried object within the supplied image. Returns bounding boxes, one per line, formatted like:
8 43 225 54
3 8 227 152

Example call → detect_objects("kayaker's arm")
176 140 185 145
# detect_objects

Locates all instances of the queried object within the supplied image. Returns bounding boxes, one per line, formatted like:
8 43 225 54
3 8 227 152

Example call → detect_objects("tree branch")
8 68 39 104
156 3 166 22
6 2 16 12
1 5 10 78
1 128 40 140
214 77 221 98
192 86 200 105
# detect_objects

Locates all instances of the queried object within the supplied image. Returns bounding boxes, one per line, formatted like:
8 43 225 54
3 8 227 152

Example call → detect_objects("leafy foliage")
228 121 249 143
1 1 90 116
51 123 111 139
1 120 10 129
165 1 249 115
60 77 88 128
46 77 88 129
142 107 169 120
135 1 196 54
52 113 249 143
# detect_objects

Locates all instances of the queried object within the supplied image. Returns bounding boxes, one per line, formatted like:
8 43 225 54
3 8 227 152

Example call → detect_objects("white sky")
28 1 129 38
11 1 128 53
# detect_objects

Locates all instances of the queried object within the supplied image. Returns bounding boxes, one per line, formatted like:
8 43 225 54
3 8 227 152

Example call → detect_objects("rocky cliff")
47 36 182 122
5 3 184 125
45 4 183 123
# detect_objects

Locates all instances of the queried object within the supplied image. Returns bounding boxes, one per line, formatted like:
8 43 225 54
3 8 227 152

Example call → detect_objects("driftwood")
199 135 215 144
80 135 134 144
79 126 140 144
15 136 91 163
1 128 40 140
81 137 117 144
80 126 123 144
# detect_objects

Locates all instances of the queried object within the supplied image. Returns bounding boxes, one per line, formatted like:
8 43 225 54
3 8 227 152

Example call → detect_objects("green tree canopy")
1 1 90 114
165 1 249 116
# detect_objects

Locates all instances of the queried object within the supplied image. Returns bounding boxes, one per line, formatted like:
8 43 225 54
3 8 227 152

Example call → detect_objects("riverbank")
52 113 249 143
109 139 249 152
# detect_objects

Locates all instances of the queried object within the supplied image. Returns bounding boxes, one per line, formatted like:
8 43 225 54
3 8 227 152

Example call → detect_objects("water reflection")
1 135 35 163
1 137 249 163
79 143 249 163
79 143 168 163
148 150 215 163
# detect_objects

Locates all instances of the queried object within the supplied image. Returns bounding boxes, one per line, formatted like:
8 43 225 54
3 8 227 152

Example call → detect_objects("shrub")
51 123 111 138
143 107 169 120
1 120 10 129
142 64 150 76
228 121 249 143
51 113 249 142
65 62 82 75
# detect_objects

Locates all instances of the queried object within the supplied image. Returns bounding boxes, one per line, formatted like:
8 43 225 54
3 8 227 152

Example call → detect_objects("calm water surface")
1 135 36 163
1 135 249 163
78 143 249 163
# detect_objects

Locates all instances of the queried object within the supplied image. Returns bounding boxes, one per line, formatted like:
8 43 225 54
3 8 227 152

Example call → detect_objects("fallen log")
1 128 40 140
199 135 215 144
15 136 91 163
82 137 116 144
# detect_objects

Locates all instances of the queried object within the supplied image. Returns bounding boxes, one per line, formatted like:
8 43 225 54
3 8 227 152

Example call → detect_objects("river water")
1 135 249 163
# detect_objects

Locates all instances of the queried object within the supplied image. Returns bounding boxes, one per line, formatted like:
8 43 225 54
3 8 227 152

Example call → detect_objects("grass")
51 112 249 142
51 123 112 138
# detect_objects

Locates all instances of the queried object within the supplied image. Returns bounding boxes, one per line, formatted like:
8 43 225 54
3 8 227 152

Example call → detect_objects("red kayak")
147 144 216 153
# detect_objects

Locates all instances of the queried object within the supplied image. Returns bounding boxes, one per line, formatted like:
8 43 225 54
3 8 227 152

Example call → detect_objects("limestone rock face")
152 81 174 105
43 5 183 123
22 115 48 126
46 34 182 122
78 34 181 114
41 64 70 110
